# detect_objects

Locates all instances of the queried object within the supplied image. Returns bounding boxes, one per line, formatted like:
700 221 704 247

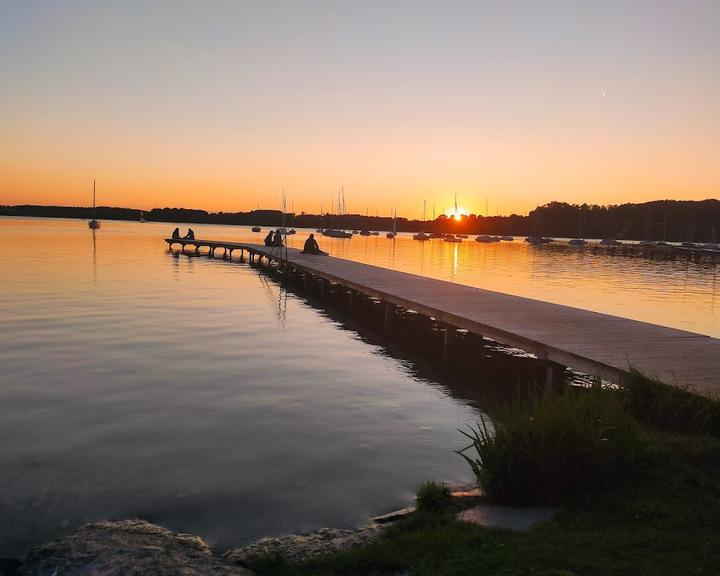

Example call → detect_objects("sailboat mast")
281 190 286 229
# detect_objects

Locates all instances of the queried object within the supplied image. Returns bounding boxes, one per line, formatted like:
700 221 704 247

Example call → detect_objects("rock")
16 520 254 576
450 488 483 498
224 524 386 565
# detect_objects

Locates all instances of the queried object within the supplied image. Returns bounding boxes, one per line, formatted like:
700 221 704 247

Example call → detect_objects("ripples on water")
1 217 718 557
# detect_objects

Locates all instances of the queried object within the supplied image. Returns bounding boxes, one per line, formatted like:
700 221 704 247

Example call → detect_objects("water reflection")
0 217 484 558
1 216 719 559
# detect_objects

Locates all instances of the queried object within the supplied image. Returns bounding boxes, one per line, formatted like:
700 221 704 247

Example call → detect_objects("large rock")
16 520 253 576
224 525 386 565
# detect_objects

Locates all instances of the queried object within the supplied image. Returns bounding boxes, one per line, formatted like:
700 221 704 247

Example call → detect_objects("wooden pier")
166 238 720 396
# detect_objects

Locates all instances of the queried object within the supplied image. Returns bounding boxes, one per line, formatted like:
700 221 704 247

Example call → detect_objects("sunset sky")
1 1 718 217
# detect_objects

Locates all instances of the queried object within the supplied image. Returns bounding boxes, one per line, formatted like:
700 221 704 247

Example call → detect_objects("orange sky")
1 2 718 217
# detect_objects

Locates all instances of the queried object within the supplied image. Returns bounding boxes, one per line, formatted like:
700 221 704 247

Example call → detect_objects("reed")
458 386 645 504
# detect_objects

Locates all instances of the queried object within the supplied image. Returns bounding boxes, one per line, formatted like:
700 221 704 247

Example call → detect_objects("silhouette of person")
184 228 195 239
171 227 180 239
302 233 326 255
264 230 274 246
273 230 284 247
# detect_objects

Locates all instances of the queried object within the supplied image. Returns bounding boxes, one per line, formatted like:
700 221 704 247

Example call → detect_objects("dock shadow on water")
174 248 566 408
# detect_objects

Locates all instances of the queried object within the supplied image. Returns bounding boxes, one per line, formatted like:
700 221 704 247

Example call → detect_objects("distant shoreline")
2 199 719 242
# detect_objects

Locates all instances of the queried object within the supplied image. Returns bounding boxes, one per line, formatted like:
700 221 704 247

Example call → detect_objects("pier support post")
543 361 565 388
348 290 352 315
384 302 391 336
320 279 326 298
443 325 453 361
195 245 200 255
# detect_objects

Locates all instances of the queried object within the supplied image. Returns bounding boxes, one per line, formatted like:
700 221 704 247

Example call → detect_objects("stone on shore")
16 520 253 576
224 525 386 565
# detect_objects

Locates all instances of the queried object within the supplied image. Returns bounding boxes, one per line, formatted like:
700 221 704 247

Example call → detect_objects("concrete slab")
456 505 558 531
371 507 416 524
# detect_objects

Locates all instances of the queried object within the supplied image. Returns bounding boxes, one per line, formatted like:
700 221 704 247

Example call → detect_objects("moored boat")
322 229 353 238
88 179 101 229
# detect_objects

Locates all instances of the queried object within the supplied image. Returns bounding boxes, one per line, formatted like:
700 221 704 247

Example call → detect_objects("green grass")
245 376 720 576
415 481 452 512
620 370 720 437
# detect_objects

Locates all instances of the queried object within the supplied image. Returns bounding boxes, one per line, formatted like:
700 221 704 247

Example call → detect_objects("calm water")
1 217 719 557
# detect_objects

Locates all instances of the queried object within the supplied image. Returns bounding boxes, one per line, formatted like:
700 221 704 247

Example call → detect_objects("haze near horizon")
1 1 718 217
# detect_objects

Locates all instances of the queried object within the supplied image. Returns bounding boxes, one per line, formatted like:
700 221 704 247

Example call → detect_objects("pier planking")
165 238 720 395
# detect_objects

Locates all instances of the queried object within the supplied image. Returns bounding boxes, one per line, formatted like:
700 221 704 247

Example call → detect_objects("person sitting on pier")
302 233 326 255
264 230 275 246
272 230 284 247
171 227 180 239
184 228 195 240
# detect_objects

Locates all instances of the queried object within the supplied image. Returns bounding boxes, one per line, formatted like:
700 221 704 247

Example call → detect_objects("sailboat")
413 200 430 240
322 187 353 238
88 179 101 229
386 210 397 238
568 208 587 246
139 210 146 223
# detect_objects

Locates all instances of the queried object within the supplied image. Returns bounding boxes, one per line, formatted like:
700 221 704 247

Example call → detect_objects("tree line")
2 199 718 242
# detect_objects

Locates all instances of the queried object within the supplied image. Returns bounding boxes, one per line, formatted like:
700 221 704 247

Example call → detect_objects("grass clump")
415 480 451 512
458 386 645 504
620 370 720 437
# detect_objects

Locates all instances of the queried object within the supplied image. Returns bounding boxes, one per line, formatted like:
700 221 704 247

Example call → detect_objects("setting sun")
446 207 468 221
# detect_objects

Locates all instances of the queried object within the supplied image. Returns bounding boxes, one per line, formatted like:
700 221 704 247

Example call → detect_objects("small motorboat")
359 229 371 236
322 229 353 239
500 236 514 241
600 238 622 246
568 238 587 247
429 232 444 239
413 232 430 241
525 237 553 245
444 234 462 243
252 226 261 232
475 235 499 243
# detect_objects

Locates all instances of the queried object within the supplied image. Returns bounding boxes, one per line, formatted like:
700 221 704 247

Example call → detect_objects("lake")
1 217 718 557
